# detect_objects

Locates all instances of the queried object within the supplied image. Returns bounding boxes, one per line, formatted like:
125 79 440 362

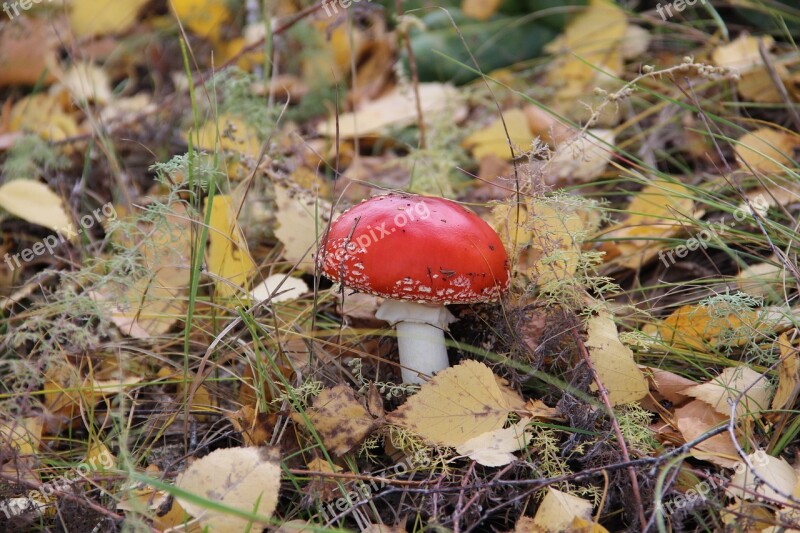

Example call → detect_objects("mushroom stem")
375 300 456 384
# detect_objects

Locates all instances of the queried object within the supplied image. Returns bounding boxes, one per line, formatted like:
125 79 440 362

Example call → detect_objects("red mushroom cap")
319 193 510 304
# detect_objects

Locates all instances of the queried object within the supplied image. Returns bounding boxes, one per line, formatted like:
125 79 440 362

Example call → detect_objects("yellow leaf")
70 0 149 37
528 200 586 288
0 417 43 456
96 280 186 339
188 114 262 174
275 183 331 273
456 417 532 467
461 0 502 21
386 360 523 448
603 181 695 269
712 34 774 71
643 303 764 350
296 384 377 456
9 93 80 142
735 128 799 174
206 195 257 297
175 447 281 533
532 488 593 531
545 129 615 182
462 109 532 160
546 0 627 124
771 334 799 411
682 365 773 419
585 313 648 406
727 452 797 506
170 0 231 41
318 83 460 138
251 274 309 304
0 179 73 234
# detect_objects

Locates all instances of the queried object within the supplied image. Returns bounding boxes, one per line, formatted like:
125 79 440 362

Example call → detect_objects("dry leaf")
528 200 586 287
727 452 797 506
682 366 773 418
298 384 377 455
546 0 628 125
736 259 787 299
585 313 648 406
643 304 766 350
545 129 615 182
674 399 739 468
620 25 651 60
772 334 799 411
712 34 774 71
644 367 694 405
318 83 461 138
70 0 149 37
58 62 113 105
189 114 262 167
9 92 81 142
461 0 502 21
175 447 281 533
275 183 331 273
735 128 799 174
533 488 593 531
206 195 257 297
0 417 43 456
462 109 533 160
603 180 696 269
0 179 73 234
456 417 532 466
170 0 231 41
0 18 58 87
251 274 309 304
386 360 522 448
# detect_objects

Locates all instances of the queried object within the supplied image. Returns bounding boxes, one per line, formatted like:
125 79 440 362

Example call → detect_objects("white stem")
375 300 456 384
394 321 450 384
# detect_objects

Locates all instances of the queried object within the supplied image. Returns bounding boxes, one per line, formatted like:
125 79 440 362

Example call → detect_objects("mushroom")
319 193 510 384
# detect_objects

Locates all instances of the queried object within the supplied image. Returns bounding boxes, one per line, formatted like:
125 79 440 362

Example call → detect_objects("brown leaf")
674 399 739 468
298 384 377 455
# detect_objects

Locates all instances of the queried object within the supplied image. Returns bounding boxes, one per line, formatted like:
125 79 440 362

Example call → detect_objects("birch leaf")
0 179 73 234
585 313 648 406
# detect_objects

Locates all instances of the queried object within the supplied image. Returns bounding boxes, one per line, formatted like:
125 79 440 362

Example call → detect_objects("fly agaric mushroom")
319 193 509 384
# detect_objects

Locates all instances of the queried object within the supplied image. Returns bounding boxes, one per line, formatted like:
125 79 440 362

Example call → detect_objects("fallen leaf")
275 183 331 273
0 417 43 456
644 367 694 405
736 259 787 299
545 129 615 182
546 0 628 125
317 83 461 138
727 452 797 506
297 384 377 455
58 62 113 104
771 334 799 411
206 195 257 298
251 274 309 304
682 366 773 419
603 181 696 269
643 303 767 350
533 488 594 531
735 128 799 174
456 416 532 467
8 92 80 142
0 18 58 87
712 34 774 71
386 360 523 448
462 109 533 160
585 313 648 406
0 179 73 234
528 199 587 288
674 399 739 468
70 0 149 37
170 0 231 41
175 447 281 533
461 0 502 21
620 25 651 60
